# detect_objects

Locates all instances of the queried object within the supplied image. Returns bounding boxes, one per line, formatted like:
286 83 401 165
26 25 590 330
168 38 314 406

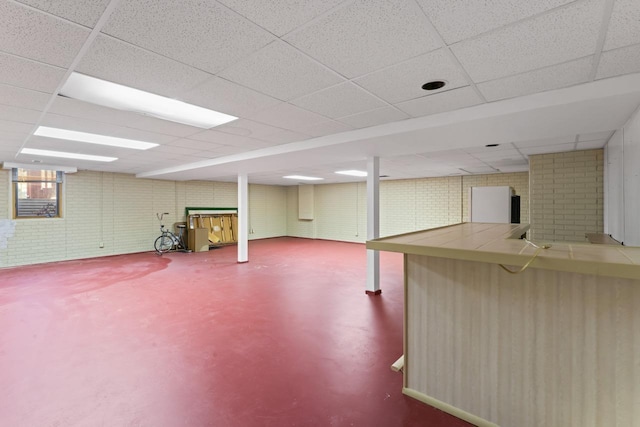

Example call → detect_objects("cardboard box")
188 227 209 252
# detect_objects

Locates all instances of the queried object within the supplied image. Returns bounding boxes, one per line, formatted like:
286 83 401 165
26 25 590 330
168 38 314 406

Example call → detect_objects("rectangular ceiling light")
335 170 367 177
60 72 238 129
283 175 324 181
34 126 158 150
21 148 117 162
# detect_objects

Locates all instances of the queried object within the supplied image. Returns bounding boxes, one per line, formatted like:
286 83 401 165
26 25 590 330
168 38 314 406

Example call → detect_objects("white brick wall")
1 168 534 267
249 184 287 240
315 183 364 242
286 186 317 239
286 172 529 243
0 171 288 268
530 149 603 242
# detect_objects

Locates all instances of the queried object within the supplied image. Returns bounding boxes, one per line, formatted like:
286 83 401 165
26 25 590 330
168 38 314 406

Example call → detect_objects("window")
12 168 63 218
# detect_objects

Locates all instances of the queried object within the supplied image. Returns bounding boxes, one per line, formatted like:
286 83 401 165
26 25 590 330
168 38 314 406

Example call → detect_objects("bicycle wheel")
154 235 173 254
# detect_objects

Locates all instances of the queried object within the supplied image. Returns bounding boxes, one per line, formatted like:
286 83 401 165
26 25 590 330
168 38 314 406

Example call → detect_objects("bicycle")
36 202 57 218
154 212 188 254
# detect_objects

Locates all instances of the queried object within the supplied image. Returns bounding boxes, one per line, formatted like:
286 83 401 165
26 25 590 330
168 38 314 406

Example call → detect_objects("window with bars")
12 168 63 218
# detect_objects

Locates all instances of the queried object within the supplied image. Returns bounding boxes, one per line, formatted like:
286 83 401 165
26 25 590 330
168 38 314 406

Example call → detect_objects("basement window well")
12 168 63 218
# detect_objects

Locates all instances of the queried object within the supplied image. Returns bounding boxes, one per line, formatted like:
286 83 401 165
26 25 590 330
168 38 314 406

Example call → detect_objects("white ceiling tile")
395 86 483 118
462 144 517 154
284 0 442 78
15 0 111 27
417 0 575 44
291 82 386 119
470 150 524 162
0 2 90 67
0 52 65 93
451 0 602 82
251 128 309 144
218 41 343 101
216 0 345 37
478 56 593 102
189 129 266 148
339 106 409 129
295 119 354 137
168 139 225 152
354 49 469 104
0 130 28 143
152 144 203 156
215 119 284 139
120 115 204 139
577 139 607 149
0 104 42 124
0 119 34 134
0 84 51 110
514 135 577 148
183 76 281 118
103 0 275 74
76 35 212 99
520 142 576 155
247 102 326 134
603 0 640 50
459 166 499 174
596 43 640 80
578 131 614 142
213 119 312 147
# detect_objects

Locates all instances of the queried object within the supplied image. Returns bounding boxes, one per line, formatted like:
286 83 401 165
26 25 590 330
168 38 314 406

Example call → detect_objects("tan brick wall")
530 149 604 242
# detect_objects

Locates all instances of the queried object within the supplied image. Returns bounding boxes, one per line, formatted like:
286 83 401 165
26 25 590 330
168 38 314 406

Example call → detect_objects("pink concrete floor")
0 237 472 427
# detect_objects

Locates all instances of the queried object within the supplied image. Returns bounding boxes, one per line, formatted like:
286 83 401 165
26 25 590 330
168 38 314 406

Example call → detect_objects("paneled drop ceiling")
1 0 640 185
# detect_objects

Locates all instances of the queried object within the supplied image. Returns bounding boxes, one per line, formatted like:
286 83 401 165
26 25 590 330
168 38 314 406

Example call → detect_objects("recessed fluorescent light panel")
34 126 158 150
21 148 117 162
60 73 238 129
335 170 367 177
283 175 324 181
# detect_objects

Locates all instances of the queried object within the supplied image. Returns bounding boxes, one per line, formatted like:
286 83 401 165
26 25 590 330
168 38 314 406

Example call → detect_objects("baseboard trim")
402 388 498 427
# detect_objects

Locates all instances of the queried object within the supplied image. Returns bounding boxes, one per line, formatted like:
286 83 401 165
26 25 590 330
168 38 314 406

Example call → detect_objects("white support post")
366 156 381 295
238 173 248 263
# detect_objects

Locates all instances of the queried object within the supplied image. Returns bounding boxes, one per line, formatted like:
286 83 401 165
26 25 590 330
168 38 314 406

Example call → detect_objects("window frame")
11 168 63 219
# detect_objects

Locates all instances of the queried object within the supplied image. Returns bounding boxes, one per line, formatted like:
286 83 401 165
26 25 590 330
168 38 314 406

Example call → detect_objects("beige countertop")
366 223 640 280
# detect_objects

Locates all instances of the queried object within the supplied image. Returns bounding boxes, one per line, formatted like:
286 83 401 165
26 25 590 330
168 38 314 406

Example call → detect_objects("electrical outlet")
99 242 104 248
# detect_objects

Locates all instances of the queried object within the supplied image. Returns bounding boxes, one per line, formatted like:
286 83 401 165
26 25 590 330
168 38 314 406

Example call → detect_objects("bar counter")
367 223 640 427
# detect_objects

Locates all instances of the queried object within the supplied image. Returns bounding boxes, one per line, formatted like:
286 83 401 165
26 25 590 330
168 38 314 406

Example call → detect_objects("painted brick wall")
0 171 287 268
249 184 287 240
380 179 417 237
530 149 604 242
415 177 463 232
315 183 366 243
286 172 528 243
286 186 317 239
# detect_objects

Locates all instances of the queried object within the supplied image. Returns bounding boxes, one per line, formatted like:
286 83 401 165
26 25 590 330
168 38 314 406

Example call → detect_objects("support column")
237 173 248 263
366 156 381 295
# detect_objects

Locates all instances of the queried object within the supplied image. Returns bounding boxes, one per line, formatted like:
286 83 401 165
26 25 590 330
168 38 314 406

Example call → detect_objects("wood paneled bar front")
367 223 640 427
